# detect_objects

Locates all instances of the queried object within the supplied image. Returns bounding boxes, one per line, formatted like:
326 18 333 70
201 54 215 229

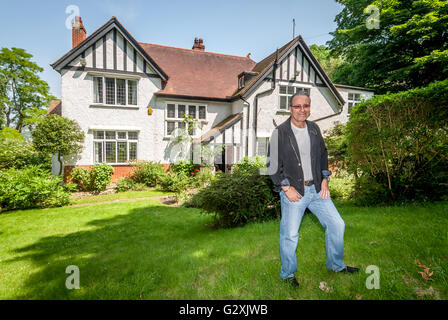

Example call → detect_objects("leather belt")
304 180 314 186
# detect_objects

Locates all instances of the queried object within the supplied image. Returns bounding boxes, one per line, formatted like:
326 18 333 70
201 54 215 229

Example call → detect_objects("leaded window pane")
189 105 196 118
105 141 116 163
105 78 115 105
167 121 175 135
178 122 186 130
117 132 126 139
94 77 103 103
94 142 103 163
105 131 116 140
128 131 138 140
94 131 104 139
117 142 127 163
167 104 175 118
280 96 287 109
280 86 287 94
129 142 137 160
178 105 186 118
128 80 137 105
199 106 206 119
117 79 126 105
348 93 354 100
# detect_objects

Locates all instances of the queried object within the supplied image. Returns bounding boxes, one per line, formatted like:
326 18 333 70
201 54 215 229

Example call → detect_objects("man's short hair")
289 90 311 106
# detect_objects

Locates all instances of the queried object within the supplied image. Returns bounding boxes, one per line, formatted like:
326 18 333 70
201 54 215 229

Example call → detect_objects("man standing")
267 90 358 288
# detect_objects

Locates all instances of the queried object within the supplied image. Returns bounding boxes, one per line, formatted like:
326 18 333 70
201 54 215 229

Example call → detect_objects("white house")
49 16 374 181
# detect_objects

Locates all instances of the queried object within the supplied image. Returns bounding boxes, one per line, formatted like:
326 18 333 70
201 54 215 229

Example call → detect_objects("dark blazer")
266 117 329 196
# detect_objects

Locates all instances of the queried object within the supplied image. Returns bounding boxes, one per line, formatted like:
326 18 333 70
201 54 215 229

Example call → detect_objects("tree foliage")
328 0 448 92
309 44 345 82
0 47 53 132
32 115 85 175
346 79 448 204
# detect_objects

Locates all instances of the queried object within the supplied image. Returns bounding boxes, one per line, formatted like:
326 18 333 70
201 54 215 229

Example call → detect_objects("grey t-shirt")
291 122 313 181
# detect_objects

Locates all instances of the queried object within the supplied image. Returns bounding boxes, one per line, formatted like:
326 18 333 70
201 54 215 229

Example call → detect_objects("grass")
0 194 447 300
70 189 174 205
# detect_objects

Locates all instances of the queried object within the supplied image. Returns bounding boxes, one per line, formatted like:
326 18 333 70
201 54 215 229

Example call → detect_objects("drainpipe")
239 96 250 157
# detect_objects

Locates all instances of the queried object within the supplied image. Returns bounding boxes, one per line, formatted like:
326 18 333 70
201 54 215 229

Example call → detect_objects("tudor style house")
49 16 374 181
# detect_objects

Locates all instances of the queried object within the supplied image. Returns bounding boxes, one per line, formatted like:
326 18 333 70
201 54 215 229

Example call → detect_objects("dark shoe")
284 277 300 288
339 266 359 273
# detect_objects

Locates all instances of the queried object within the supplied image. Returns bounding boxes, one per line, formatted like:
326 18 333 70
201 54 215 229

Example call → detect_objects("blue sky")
0 0 344 98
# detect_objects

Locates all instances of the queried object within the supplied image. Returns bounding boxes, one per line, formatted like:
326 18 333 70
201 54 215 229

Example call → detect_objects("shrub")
0 129 51 170
170 160 200 176
69 164 113 192
194 170 280 228
131 161 166 187
70 167 91 192
115 177 135 192
159 171 193 201
233 156 267 175
323 123 349 174
346 79 448 204
329 173 355 201
90 163 113 192
0 166 71 211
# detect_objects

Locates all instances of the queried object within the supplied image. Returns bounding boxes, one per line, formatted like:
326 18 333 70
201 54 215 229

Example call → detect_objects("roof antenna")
292 18 296 39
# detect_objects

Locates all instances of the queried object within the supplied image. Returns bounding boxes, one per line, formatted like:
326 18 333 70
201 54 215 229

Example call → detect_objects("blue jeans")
279 184 346 279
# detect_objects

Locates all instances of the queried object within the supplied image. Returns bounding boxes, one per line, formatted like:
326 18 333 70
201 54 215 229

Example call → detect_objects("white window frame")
278 84 311 110
92 75 139 107
164 102 207 137
93 130 139 165
347 92 362 116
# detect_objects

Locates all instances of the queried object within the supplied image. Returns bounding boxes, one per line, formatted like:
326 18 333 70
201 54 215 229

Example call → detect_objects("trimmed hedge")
346 79 448 204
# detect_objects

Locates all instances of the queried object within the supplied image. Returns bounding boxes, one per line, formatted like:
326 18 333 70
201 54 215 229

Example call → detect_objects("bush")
69 164 113 192
170 160 199 176
233 156 267 175
193 170 280 228
346 79 448 204
0 166 71 211
323 123 349 174
70 167 91 191
0 129 51 170
115 177 135 192
90 163 113 192
131 161 166 187
329 173 355 201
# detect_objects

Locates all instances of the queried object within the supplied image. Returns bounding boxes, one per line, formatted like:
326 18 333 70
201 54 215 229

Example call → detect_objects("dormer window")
238 75 245 89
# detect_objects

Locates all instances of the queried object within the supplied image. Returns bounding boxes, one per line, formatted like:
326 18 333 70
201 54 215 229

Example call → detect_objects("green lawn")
69 189 174 205
0 195 447 299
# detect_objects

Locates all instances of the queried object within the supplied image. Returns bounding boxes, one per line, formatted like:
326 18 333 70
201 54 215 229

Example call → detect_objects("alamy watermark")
365 5 380 30
65 265 80 289
365 265 380 289
65 5 80 30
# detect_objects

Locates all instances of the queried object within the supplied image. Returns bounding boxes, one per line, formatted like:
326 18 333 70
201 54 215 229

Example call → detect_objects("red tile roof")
48 100 62 115
139 42 256 100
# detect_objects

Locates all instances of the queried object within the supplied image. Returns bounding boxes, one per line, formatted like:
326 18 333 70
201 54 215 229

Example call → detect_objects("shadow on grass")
6 204 284 299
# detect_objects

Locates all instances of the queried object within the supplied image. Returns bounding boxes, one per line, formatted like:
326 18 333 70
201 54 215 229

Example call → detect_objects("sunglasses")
290 104 310 110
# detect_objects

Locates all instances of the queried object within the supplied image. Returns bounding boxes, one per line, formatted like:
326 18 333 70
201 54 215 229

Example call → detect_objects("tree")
328 0 448 93
32 115 85 175
309 44 345 82
0 47 53 132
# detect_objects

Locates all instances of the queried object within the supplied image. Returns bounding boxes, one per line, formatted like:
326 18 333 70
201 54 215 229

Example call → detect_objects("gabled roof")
195 112 243 144
48 100 62 115
139 43 256 100
51 17 168 80
232 35 345 106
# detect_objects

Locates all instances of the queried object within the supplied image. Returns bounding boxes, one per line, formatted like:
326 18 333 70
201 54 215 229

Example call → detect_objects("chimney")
192 37 205 51
72 16 86 48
